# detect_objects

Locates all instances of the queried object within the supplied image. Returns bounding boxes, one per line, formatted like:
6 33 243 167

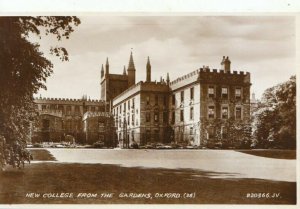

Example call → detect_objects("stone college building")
105 53 251 148
33 52 251 148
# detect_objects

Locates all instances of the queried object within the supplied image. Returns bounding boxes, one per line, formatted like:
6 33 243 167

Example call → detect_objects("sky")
34 16 296 100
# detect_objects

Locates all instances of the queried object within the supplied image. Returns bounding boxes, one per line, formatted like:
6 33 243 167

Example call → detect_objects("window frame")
180 109 184 121
190 107 194 120
221 87 228 99
208 105 215 119
235 87 242 100
221 106 229 119
208 86 215 98
190 87 194 100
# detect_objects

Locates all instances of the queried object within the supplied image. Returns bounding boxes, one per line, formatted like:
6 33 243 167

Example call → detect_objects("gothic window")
222 106 228 119
42 105 46 110
190 87 194 100
208 106 215 119
222 87 228 99
146 96 150 105
128 100 130 110
124 103 126 112
208 86 214 98
127 116 130 125
120 105 122 113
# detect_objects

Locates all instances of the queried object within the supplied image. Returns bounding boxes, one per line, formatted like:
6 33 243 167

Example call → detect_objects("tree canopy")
0 16 80 144
252 76 296 149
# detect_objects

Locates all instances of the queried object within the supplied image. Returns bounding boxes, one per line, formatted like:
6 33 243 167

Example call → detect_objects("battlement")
170 68 250 87
113 81 169 106
34 97 106 104
83 111 112 120
198 67 249 75
170 69 200 86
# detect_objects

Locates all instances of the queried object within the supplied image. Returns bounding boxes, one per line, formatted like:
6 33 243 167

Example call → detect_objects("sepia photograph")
0 13 297 207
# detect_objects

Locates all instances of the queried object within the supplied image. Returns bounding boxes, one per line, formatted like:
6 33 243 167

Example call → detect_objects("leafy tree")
0 17 80 146
252 76 296 149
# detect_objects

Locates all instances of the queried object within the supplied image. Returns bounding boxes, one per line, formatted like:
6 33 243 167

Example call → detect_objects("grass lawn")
0 163 296 204
237 150 296 159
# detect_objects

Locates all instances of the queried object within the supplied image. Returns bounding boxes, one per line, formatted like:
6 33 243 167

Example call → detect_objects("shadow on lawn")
236 150 296 160
0 162 296 204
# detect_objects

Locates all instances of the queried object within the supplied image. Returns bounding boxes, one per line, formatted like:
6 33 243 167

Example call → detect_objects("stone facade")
32 53 251 148
111 55 251 148
32 96 107 143
112 81 170 148
100 53 136 103
82 111 116 146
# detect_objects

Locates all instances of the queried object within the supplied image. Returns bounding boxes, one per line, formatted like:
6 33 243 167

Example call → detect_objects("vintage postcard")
0 3 298 209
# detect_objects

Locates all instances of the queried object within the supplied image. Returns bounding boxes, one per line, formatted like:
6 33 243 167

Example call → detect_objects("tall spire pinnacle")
127 51 136 87
128 51 135 70
101 64 104 77
105 57 109 74
146 56 151 82
166 72 170 85
147 56 151 66
123 65 127 75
